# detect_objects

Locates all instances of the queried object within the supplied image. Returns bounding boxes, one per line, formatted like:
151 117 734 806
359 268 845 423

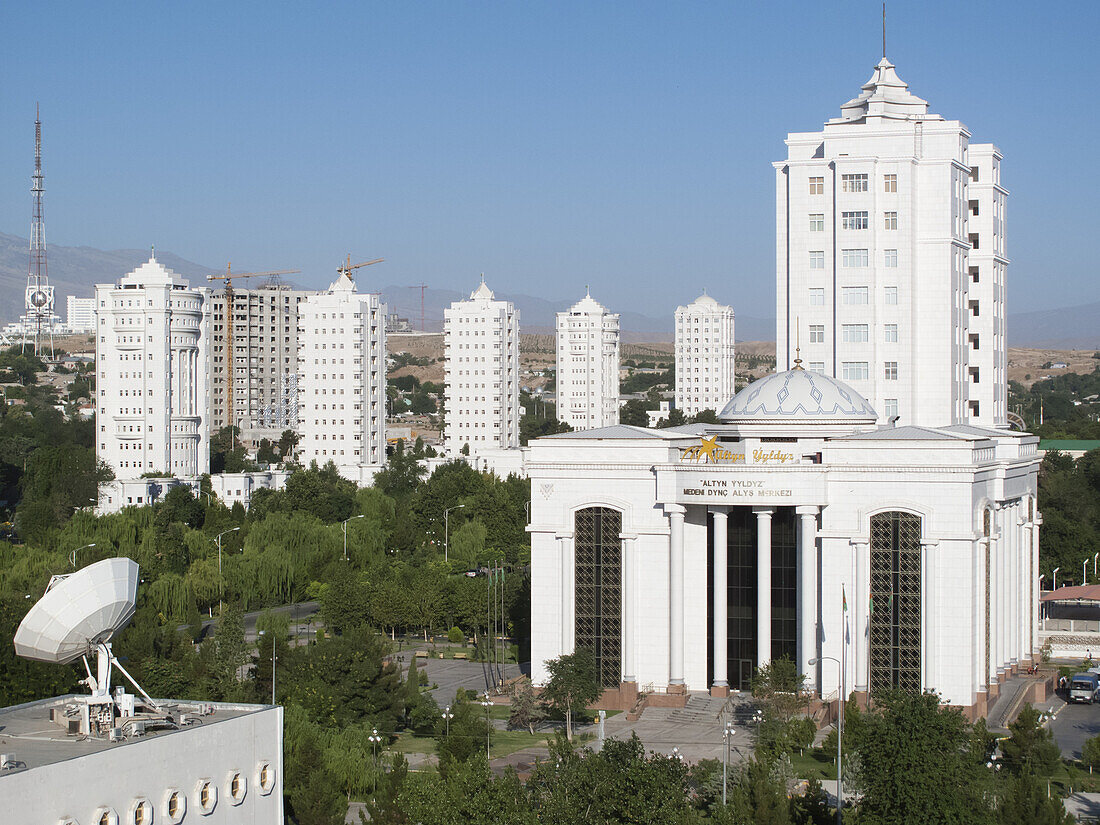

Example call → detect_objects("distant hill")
0 231 217 322
1007 302 1100 349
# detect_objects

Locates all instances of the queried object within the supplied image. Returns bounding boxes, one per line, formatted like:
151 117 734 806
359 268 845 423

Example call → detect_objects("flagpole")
839 584 846 822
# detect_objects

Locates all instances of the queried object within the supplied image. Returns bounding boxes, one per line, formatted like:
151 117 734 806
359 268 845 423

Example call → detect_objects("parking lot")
1051 697 1100 760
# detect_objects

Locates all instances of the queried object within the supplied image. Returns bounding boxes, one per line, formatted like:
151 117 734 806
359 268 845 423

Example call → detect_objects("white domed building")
527 364 1040 719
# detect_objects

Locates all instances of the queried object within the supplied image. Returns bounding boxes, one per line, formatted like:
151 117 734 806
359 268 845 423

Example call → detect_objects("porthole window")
256 760 276 795
194 778 217 815
94 809 119 825
226 770 247 805
163 788 186 824
129 798 152 825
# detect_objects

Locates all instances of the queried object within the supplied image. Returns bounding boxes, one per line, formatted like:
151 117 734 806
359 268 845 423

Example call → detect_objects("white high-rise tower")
296 271 387 482
94 255 211 481
555 290 620 431
443 278 520 454
674 293 736 417
774 57 1007 427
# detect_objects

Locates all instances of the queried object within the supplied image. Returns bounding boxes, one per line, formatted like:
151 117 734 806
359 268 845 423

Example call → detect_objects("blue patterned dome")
719 369 877 424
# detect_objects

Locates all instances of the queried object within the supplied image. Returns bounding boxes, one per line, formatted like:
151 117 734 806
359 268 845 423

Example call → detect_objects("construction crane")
207 263 300 430
337 255 384 283
407 283 428 331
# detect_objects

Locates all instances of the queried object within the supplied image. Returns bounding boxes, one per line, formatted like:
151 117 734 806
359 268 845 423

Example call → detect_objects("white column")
1009 506 1019 666
621 533 637 683
755 507 774 670
1032 515 1042 657
852 538 869 693
974 537 987 702
992 511 1004 677
796 506 818 688
711 507 729 689
558 532 573 654
921 540 939 692
668 505 686 687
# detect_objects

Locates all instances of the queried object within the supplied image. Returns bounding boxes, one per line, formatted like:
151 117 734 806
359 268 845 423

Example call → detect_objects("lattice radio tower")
22 104 55 357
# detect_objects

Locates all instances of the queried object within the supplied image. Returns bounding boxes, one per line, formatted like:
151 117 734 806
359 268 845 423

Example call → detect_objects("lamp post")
70 543 96 570
342 514 365 562
671 746 683 762
368 728 383 794
811 655 844 825
481 694 492 759
215 528 241 576
442 706 454 737
1054 567 1061 592
722 722 735 805
1094 553 1098 580
215 527 241 610
444 504 466 563
1085 559 1089 586
69 542 96 570
1039 574 1046 629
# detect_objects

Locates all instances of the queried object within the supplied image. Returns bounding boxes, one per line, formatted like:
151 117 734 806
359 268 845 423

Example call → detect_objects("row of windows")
806 285 897 305
808 173 897 194
807 324 899 343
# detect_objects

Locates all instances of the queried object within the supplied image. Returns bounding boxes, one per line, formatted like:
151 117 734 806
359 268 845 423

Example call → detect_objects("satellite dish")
14 558 138 665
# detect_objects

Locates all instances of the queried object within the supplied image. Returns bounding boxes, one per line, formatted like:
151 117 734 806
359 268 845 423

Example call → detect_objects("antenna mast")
23 104 54 357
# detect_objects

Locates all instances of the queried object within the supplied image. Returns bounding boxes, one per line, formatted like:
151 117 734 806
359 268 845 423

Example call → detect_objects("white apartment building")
674 293 736 417
295 272 386 483
443 279 520 454
556 290 620 431
775 56 1007 427
94 255 211 483
66 295 96 333
208 284 317 433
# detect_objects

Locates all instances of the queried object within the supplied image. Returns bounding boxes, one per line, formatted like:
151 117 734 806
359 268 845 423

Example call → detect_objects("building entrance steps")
666 692 730 724
987 674 1044 732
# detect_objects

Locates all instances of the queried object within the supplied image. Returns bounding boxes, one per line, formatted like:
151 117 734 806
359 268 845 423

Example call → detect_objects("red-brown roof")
1041 584 1100 602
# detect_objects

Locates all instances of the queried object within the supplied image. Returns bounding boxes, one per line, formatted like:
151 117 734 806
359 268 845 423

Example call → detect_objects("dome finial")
793 319 804 370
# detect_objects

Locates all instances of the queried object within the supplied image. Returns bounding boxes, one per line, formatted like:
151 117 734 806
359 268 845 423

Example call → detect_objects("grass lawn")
788 749 837 781
1048 761 1100 795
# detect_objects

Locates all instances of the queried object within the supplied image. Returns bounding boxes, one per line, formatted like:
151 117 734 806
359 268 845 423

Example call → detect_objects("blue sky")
0 1 1092 320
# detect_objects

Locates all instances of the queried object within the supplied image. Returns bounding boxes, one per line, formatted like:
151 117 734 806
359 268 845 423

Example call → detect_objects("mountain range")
0 232 1094 348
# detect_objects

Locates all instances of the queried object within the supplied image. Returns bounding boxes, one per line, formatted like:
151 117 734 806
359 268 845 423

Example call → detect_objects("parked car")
1069 672 1100 704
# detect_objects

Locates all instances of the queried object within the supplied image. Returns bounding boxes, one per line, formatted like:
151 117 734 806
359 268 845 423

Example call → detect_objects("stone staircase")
666 693 730 724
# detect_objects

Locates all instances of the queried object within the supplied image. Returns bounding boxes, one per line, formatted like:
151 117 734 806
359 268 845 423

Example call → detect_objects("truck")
1069 672 1099 704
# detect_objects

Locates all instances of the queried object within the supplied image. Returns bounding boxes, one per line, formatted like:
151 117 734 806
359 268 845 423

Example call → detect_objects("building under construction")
207 282 318 435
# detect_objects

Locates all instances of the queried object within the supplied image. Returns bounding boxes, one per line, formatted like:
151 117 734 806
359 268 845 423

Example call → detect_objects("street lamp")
811 655 845 825
1094 553 1099 579
444 504 466 563
1085 559 1089 586
671 746 683 762
342 514 365 562
481 694 492 759
1053 567 1061 591
70 543 96 569
442 706 454 737
722 722 735 805
215 528 241 576
368 728 383 794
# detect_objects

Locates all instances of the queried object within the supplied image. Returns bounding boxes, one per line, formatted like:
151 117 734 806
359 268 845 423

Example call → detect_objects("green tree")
619 399 656 427
996 768 1073 825
436 694 493 771
1001 704 1060 775
854 691 993 825
374 440 427 500
541 647 601 741
751 657 808 723
1082 733 1100 771
529 733 693 825
507 677 543 734
209 601 249 700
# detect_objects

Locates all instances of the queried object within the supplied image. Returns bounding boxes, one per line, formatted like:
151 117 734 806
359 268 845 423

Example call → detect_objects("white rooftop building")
66 295 96 333
443 278 520 454
94 255 211 500
775 57 1007 427
296 271 387 484
556 290 620 431
675 293 736 417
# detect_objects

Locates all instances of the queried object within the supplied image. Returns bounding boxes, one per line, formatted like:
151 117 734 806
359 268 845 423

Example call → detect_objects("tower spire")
22 103 54 357
882 1 887 58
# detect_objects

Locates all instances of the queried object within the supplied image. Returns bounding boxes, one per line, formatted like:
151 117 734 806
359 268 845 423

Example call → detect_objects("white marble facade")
528 368 1040 714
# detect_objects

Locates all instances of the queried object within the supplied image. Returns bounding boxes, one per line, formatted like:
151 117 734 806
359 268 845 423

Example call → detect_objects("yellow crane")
337 255 384 283
207 263 300 428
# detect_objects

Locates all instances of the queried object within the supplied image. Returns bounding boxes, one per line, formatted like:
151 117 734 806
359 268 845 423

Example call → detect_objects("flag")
868 594 875 615
842 589 848 612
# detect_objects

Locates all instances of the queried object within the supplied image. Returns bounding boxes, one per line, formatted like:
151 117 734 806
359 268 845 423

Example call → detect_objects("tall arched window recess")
574 507 622 689
869 511 922 693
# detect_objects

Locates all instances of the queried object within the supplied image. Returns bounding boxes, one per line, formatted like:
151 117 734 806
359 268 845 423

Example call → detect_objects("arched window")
869 511 922 693
574 507 622 689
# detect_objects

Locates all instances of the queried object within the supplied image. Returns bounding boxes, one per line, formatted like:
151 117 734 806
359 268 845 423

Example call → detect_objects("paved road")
1050 699 1100 760
184 600 321 642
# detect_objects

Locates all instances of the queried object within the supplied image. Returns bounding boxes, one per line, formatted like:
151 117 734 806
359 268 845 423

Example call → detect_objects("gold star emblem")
698 436 720 462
